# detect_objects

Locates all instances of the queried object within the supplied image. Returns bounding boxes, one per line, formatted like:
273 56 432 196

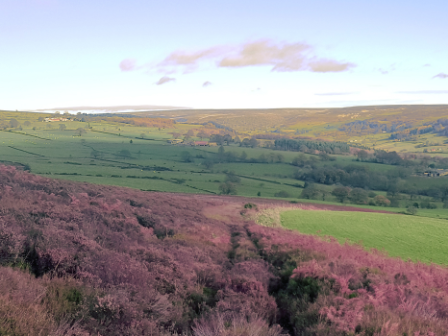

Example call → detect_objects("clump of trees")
275 138 350 154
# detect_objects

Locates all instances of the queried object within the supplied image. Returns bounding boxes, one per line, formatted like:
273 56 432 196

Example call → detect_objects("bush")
406 206 418 215
421 201 438 209
374 195 390 206
219 182 237 195
332 186 350 203
389 197 400 207
244 203 257 209
224 172 241 184
180 151 193 163
300 187 320 200
349 188 369 204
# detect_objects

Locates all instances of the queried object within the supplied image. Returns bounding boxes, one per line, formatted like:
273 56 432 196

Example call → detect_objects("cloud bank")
315 92 358 96
121 39 355 75
156 76 176 85
120 59 137 72
397 90 448 94
433 73 448 79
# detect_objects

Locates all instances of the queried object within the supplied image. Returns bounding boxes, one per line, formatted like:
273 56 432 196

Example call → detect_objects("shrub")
300 187 319 200
219 182 237 195
180 151 193 162
244 203 257 209
406 206 418 215
224 171 241 184
421 200 438 209
332 186 350 203
349 188 369 204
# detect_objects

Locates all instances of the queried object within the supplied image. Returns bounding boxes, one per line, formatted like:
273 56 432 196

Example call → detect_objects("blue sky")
1 0 447 110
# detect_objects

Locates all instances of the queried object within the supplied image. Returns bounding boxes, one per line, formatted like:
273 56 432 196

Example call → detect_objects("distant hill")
133 105 448 140
33 104 188 114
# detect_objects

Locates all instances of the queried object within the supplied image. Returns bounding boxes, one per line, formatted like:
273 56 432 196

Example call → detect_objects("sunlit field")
282 209 448 264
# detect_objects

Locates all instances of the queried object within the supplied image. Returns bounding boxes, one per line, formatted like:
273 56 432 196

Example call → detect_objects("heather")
2 165 448 335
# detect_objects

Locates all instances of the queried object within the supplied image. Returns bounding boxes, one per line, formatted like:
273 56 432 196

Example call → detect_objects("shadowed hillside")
2 166 448 335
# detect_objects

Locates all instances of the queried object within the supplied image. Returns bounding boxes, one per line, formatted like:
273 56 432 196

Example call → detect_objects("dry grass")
246 204 324 228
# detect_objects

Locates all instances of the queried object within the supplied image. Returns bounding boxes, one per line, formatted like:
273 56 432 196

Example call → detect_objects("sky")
0 0 447 110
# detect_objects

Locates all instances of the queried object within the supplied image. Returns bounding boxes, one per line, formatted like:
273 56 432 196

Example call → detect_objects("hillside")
2 166 448 335
132 105 448 138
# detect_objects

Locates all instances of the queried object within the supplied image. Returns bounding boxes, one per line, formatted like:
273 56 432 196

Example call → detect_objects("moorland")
2 166 448 335
1 106 448 335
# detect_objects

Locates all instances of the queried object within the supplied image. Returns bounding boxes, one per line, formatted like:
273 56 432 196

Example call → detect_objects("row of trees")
274 138 351 154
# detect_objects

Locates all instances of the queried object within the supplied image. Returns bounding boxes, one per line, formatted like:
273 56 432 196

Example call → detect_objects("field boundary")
7 146 45 157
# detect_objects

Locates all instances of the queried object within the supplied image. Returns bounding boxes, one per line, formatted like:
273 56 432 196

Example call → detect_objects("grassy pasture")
1 111 448 219
282 209 448 265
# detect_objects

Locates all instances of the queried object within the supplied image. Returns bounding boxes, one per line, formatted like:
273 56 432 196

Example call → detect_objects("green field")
1 111 448 220
281 209 448 265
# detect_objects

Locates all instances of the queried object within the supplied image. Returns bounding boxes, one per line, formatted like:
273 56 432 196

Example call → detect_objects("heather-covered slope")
1 165 448 335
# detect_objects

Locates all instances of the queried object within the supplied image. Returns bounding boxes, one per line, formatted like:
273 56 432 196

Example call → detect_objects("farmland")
1 109 448 220
133 105 448 152
281 209 448 264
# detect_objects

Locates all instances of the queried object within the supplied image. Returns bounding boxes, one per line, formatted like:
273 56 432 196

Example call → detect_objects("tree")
219 182 237 195
59 124 66 131
218 145 225 159
332 187 351 203
197 131 208 140
374 195 391 207
75 128 86 136
357 150 369 161
210 134 224 145
185 129 194 138
129 140 133 144
249 138 258 148
54 111 60 115
23 121 31 127
240 138 251 147
203 159 214 169
9 119 19 128
90 150 103 159
240 151 248 162
300 186 320 200
406 206 418 215
223 134 232 145
180 151 193 162
118 149 132 159
172 132 181 139
349 188 369 204
225 171 241 184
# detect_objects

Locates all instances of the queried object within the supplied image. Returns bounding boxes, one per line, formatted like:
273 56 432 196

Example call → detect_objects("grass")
1 111 448 219
281 209 448 265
